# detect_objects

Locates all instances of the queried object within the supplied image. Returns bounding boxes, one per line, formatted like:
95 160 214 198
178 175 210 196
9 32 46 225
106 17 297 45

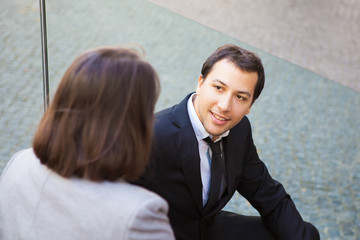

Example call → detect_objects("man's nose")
218 94 232 111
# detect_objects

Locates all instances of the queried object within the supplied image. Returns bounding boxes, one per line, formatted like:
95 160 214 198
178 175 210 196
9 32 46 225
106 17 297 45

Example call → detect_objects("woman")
0 46 174 240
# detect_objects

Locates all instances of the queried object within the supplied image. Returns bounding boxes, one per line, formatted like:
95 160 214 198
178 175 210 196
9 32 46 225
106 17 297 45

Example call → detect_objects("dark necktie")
203 137 227 212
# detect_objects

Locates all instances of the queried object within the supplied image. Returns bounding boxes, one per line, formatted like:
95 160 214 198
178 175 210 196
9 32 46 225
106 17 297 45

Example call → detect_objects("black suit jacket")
137 94 314 239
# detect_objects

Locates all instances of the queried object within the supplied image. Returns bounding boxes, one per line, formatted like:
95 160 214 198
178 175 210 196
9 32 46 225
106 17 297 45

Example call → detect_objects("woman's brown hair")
33 46 160 181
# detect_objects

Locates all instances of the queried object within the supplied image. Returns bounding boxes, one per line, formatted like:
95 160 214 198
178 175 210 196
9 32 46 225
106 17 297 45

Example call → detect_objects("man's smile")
211 111 229 123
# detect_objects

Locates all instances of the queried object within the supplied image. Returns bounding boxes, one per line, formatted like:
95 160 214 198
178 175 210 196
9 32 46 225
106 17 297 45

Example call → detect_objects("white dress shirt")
187 93 229 206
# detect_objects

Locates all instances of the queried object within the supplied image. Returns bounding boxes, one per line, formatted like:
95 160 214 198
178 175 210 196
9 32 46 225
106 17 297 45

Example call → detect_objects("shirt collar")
187 93 229 143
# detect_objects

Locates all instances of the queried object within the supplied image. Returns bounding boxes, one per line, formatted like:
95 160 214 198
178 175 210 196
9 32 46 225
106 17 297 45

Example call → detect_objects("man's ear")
196 75 204 94
245 105 252 115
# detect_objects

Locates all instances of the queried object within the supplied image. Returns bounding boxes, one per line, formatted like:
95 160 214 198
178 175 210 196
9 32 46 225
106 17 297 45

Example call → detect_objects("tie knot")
204 137 222 155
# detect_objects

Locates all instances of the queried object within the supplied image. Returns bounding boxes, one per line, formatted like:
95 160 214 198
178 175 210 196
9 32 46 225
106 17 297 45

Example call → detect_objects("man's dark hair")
201 44 265 103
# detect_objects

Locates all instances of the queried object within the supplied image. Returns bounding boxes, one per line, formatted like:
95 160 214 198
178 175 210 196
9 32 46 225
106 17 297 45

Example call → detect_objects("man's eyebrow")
237 91 252 97
213 79 227 86
214 79 252 97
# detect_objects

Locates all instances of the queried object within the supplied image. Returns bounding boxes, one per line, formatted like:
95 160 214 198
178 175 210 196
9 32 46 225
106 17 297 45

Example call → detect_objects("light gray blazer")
0 148 174 240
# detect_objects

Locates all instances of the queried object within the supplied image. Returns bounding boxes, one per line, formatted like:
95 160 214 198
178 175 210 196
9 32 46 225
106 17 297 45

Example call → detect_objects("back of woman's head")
33 46 160 181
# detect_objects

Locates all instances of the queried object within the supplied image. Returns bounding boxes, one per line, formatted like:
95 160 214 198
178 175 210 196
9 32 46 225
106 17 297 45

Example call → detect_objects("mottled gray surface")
0 1 359 239
149 0 360 92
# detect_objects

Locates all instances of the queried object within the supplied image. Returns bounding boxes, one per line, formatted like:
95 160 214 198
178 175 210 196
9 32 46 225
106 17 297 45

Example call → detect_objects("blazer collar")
172 93 204 213
222 133 238 196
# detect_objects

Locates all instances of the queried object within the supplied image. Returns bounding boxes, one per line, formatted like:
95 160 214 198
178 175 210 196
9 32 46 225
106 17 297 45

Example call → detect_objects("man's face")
194 59 258 141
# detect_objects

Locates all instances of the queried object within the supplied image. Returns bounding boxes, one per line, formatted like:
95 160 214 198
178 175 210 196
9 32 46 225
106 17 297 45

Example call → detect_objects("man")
136 44 319 239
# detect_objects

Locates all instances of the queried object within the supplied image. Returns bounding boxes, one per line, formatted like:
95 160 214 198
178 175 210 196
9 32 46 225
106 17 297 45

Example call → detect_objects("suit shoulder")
154 104 183 138
155 94 191 126
228 116 253 143
235 115 252 130
155 105 175 123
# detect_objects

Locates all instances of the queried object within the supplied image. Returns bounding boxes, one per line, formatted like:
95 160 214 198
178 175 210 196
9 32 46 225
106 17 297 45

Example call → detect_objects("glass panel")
1 0 359 239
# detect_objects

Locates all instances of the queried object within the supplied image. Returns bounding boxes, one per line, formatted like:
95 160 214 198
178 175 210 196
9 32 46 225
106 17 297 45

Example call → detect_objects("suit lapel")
223 134 239 195
172 94 204 213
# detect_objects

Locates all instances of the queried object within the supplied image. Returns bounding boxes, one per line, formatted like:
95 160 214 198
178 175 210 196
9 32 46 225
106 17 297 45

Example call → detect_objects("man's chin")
206 129 228 140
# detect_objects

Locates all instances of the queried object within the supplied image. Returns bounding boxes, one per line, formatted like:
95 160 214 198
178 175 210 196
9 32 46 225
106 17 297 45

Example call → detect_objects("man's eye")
237 95 246 101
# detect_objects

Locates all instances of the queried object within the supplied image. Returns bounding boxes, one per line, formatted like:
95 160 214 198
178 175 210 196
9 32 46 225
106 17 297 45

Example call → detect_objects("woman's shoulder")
101 181 169 222
106 181 167 206
1 148 39 177
110 183 173 239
